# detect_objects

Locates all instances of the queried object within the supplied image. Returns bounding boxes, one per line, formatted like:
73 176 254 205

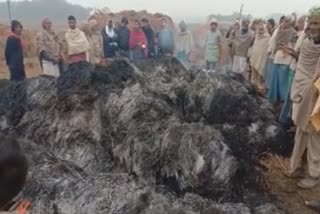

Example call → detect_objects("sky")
66 0 320 18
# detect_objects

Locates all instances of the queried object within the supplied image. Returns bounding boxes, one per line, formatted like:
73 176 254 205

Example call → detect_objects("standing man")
117 17 130 58
36 18 63 77
157 18 174 56
175 21 193 67
5 20 25 81
83 18 103 65
279 15 308 124
129 20 147 64
249 23 270 93
267 15 297 105
232 19 255 75
102 20 118 58
287 7 320 189
141 18 155 58
65 16 90 64
205 18 222 70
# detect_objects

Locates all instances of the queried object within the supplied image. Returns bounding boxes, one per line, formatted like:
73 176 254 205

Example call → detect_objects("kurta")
205 30 221 63
267 27 297 103
289 38 320 179
279 31 307 123
175 30 193 65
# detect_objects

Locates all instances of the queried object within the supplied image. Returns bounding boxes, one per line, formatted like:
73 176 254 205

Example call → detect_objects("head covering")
41 18 51 29
242 19 250 26
88 19 97 29
309 6 320 18
105 20 115 38
179 21 187 29
284 14 295 23
210 18 218 24
11 20 22 33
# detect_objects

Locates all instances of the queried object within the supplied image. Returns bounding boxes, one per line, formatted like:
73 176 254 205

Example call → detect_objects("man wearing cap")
205 18 222 70
5 20 25 81
232 19 255 75
287 6 320 189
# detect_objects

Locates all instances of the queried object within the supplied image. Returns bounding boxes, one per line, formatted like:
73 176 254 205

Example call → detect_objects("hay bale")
0 59 289 213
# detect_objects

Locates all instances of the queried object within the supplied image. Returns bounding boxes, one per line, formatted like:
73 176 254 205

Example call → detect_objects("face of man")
142 21 148 28
161 20 168 28
44 21 52 31
68 19 76 30
267 21 273 31
210 23 217 31
309 16 320 42
297 17 306 31
241 21 249 30
133 21 140 29
89 19 98 31
14 25 23 35
258 24 265 35
108 21 113 28
283 19 292 29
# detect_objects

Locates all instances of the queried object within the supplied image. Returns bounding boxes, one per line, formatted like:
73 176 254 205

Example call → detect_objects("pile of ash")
0 58 291 213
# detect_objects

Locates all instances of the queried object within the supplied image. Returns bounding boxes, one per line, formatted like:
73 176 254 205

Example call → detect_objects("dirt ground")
0 58 41 79
262 155 320 214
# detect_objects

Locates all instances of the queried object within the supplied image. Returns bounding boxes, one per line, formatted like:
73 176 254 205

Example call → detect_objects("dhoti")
232 55 247 74
42 60 60 77
289 126 320 178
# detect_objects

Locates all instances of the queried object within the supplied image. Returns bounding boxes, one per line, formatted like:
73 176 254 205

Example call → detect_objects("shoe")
305 200 320 212
297 177 320 189
284 169 304 179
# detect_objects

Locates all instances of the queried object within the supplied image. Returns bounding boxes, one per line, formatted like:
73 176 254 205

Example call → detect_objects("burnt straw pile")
0 58 291 213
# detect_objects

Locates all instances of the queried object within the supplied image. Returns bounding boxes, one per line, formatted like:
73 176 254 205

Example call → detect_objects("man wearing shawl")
175 21 194 67
5 20 25 81
249 23 270 92
205 18 222 70
129 20 147 64
65 16 90 64
287 7 320 189
82 18 103 65
36 18 63 77
279 15 308 124
101 20 118 58
267 15 297 104
232 20 255 75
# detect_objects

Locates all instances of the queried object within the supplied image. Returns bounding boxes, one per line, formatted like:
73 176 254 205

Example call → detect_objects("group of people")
5 15 197 80
225 8 320 190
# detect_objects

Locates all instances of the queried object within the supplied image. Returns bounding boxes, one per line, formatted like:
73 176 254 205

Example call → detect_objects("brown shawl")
274 26 297 52
36 29 62 59
233 30 255 57
291 38 320 131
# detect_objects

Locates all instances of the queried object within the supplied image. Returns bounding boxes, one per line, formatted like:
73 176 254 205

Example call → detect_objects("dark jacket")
142 26 155 57
5 35 25 81
101 29 119 58
117 26 130 51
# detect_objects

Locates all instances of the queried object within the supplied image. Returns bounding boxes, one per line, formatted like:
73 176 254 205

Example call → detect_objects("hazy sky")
66 0 320 18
